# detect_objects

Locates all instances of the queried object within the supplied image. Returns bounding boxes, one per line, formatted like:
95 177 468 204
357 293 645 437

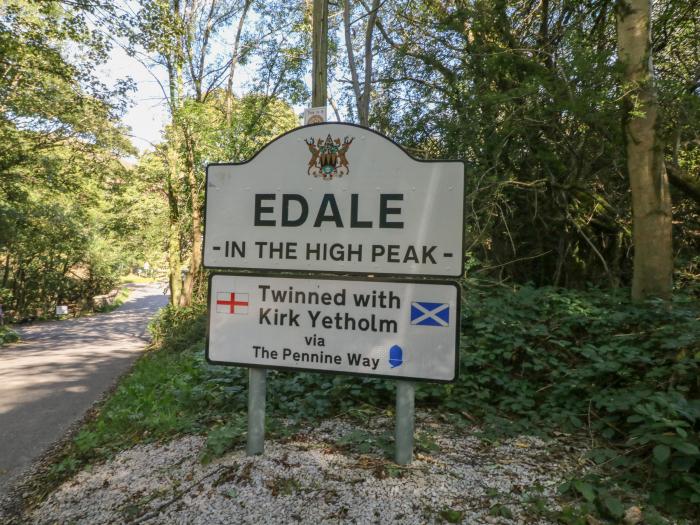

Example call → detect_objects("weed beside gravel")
30 412 590 525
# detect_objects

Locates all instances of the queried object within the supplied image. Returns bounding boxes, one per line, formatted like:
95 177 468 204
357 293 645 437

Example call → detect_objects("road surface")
0 283 168 495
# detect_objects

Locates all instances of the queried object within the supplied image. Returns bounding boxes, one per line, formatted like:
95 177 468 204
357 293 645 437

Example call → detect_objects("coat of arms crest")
304 134 354 179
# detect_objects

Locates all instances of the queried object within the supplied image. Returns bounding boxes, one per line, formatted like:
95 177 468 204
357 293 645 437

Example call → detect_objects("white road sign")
303 107 326 124
203 123 465 277
207 274 460 382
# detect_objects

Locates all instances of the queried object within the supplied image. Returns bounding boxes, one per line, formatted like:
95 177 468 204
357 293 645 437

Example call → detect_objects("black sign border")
205 272 461 384
202 122 467 280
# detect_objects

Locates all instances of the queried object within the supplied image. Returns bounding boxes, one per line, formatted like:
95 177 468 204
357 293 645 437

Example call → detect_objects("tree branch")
667 164 700 205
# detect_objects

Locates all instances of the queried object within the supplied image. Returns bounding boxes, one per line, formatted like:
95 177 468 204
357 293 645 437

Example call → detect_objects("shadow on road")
0 283 169 495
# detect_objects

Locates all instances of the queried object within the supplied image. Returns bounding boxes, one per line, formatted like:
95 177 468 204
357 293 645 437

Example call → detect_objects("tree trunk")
225 0 252 124
343 0 379 126
179 128 202 307
2 251 11 288
343 0 363 122
166 146 183 307
14 265 24 316
360 0 379 125
616 0 672 300
165 53 184 307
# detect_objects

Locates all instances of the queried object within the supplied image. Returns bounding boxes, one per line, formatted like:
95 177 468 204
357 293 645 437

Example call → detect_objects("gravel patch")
30 412 586 524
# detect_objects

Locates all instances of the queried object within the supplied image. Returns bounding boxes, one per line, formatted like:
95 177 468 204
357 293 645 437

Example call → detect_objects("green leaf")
671 456 696 471
439 508 464 523
653 444 671 464
673 442 700 456
602 495 624 518
573 480 596 502
557 481 571 495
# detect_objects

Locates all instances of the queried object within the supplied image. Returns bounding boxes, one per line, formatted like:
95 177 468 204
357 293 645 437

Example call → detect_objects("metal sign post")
395 380 415 465
203 124 465 466
246 367 266 455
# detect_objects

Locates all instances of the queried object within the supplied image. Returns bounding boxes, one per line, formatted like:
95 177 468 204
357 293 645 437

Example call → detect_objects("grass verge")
93 287 130 314
119 273 164 284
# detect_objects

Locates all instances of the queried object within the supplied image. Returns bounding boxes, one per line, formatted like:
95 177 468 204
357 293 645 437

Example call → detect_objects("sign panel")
207 274 460 382
203 123 465 277
303 107 327 125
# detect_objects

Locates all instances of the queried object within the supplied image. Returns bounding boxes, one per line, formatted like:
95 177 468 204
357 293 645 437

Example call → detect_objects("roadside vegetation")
0 325 19 346
120 274 163 285
0 1 168 323
35 278 699 523
93 288 131 315
3 1 699 524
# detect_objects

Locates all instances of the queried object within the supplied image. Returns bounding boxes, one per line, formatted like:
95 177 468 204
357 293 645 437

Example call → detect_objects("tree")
131 0 231 305
225 0 253 123
338 0 698 289
616 0 673 300
366 1 631 285
342 0 381 126
130 0 308 306
0 0 137 318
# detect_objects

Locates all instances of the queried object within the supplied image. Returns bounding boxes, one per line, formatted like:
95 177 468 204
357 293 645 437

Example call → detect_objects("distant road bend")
0 282 168 495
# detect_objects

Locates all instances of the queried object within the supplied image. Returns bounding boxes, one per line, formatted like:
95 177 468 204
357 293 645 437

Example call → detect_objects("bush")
0 326 19 346
148 303 207 350
445 283 700 513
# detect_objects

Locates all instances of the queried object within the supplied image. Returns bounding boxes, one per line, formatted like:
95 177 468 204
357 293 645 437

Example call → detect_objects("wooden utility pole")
312 0 328 107
247 0 329 457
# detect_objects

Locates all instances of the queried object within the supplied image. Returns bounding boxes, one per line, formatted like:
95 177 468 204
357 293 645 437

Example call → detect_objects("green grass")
119 273 160 284
93 287 130 314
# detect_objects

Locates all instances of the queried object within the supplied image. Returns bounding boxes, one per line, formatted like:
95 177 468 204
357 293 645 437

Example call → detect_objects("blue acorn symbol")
389 345 403 368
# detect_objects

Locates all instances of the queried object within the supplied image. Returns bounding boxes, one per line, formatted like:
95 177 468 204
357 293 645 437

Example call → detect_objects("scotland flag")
410 302 450 327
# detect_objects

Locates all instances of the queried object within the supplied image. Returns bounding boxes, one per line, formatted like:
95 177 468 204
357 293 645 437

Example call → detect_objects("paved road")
0 283 168 495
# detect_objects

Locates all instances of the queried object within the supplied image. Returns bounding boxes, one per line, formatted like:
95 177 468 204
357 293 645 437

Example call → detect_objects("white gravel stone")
30 411 586 524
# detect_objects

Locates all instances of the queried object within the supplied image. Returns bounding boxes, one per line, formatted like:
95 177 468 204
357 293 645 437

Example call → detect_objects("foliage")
105 162 169 272
448 281 700 515
0 152 141 320
5 0 696 311
336 429 393 456
147 303 208 350
123 0 699 307
0 0 143 319
129 88 299 309
0 325 19 346
125 0 308 306
200 415 247 464
349 0 700 287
